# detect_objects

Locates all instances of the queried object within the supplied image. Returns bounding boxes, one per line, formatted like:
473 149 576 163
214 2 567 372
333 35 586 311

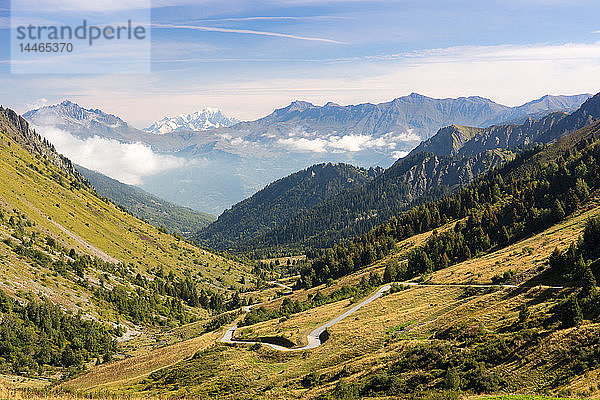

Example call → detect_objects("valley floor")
30 201 599 399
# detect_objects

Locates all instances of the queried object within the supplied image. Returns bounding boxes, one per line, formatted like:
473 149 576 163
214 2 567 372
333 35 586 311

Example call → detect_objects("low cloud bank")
277 130 421 154
36 125 187 185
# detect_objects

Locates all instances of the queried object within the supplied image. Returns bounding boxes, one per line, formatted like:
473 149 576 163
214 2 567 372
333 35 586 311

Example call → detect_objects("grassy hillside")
1 104 600 400
54 114 600 400
76 165 215 237
0 126 250 293
0 108 255 384
60 199 600 399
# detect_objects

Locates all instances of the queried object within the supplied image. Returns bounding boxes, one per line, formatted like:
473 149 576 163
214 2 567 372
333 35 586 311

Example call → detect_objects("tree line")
300 137 600 287
0 290 117 375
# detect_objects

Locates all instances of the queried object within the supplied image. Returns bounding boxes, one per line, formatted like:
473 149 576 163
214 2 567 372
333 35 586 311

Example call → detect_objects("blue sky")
1 0 600 127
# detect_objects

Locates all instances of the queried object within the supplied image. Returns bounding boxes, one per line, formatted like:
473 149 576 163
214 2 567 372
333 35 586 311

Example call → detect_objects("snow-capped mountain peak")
24 100 129 131
144 108 240 134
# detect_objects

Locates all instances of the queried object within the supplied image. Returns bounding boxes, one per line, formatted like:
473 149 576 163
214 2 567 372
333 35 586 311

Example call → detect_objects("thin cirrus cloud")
34 125 187 185
192 16 349 22
152 23 345 44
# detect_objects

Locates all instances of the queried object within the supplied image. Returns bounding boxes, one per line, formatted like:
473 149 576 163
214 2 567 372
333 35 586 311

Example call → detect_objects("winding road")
221 284 392 351
220 281 565 351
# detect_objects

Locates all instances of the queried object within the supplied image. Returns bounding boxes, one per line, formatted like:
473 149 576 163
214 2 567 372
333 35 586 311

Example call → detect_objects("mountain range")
144 108 240 134
198 92 600 254
23 93 591 214
4 94 600 399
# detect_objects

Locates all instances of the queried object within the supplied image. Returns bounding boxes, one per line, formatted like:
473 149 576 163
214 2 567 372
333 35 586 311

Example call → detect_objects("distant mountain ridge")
144 108 240 134
23 100 146 143
22 93 591 214
201 92 600 254
225 92 591 143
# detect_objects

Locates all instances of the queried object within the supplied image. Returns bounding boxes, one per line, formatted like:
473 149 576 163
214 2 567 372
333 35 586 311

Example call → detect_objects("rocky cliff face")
411 93 600 161
0 106 89 187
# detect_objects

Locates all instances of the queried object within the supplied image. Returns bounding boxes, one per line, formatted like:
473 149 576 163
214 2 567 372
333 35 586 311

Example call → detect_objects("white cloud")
278 137 328 152
35 126 187 185
230 137 249 146
395 130 421 143
277 131 421 154
392 150 409 159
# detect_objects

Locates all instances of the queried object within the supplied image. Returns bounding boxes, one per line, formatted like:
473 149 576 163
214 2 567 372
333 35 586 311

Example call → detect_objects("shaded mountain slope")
76 165 215 237
197 163 383 249
204 93 600 255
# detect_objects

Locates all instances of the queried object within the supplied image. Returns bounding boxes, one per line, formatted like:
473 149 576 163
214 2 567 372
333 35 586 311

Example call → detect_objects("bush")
301 371 321 388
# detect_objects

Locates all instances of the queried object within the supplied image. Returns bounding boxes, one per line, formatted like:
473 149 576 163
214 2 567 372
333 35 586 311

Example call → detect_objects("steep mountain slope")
413 93 600 159
245 149 514 253
0 107 260 385
197 163 382 250
0 106 89 186
0 106 252 322
211 93 600 254
411 112 567 157
298 118 600 294
144 108 240 134
76 165 215 236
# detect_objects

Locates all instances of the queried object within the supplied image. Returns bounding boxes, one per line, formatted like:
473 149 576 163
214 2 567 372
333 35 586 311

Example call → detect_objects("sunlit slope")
0 128 251 293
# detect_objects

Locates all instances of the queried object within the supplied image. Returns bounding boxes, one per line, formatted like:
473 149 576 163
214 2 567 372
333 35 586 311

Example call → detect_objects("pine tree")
582 217 600 261
552 199 566 222
518 304 531 328
443 367 462 390
561 295 583 328
383 261 397 283
581 265 597 296
500 226 510 245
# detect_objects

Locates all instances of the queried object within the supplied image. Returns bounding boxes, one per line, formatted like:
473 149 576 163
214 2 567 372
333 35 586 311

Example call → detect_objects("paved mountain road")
221 284 392 351
220 282 565 351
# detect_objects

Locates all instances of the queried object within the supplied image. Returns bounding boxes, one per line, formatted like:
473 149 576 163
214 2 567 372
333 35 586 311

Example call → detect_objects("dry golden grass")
235 298 354 346
8 144 598 399
564 367 600 399
0 384 169 400
428 204 600 285
246 219 456 314
62 330 222 391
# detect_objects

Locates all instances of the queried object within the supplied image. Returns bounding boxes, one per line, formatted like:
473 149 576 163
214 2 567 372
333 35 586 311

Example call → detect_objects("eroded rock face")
0 106 90 187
